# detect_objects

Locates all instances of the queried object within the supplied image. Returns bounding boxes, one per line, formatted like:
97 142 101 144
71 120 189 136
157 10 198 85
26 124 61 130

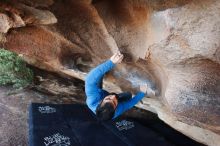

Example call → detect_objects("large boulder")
0 1 57 33
0 0 219 145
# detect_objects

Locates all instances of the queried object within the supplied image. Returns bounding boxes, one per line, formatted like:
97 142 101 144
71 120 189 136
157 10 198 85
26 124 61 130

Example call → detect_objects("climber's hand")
140 84 158 97
110 51 124 64
140 84 148 93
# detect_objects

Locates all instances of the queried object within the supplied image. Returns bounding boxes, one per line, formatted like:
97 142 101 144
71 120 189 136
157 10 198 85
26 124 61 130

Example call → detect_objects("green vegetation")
0 48 33 88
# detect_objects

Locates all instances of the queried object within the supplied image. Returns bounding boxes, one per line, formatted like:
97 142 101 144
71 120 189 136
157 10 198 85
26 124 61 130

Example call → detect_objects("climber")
85 51 149 121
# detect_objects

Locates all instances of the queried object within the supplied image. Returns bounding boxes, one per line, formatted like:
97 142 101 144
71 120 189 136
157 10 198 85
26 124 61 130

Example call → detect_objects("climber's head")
96 93 118 121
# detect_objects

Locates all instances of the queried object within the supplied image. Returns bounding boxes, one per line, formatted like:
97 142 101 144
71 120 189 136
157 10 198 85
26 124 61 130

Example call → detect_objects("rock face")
0 0 219 145
0 1 57 33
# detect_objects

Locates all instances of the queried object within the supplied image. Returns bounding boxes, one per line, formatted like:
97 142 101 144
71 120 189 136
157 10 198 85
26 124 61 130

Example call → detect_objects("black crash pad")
29 103 201 146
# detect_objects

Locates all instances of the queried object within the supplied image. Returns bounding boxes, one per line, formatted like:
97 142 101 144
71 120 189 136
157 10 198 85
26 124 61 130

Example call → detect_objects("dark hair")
96 102 115 121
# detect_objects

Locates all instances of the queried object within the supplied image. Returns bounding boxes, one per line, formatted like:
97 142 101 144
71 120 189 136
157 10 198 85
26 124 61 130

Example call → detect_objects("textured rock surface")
146 0 220 135
0 13 11 33
0 1 56 33
0 0 219 145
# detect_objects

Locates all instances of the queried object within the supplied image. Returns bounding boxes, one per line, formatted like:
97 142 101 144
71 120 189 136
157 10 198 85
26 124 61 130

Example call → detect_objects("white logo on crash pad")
38 106 56 114
44 133 71 146
116 120 135 131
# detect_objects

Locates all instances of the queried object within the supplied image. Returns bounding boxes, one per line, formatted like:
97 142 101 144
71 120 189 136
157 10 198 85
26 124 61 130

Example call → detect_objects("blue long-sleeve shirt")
85 60 145 119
